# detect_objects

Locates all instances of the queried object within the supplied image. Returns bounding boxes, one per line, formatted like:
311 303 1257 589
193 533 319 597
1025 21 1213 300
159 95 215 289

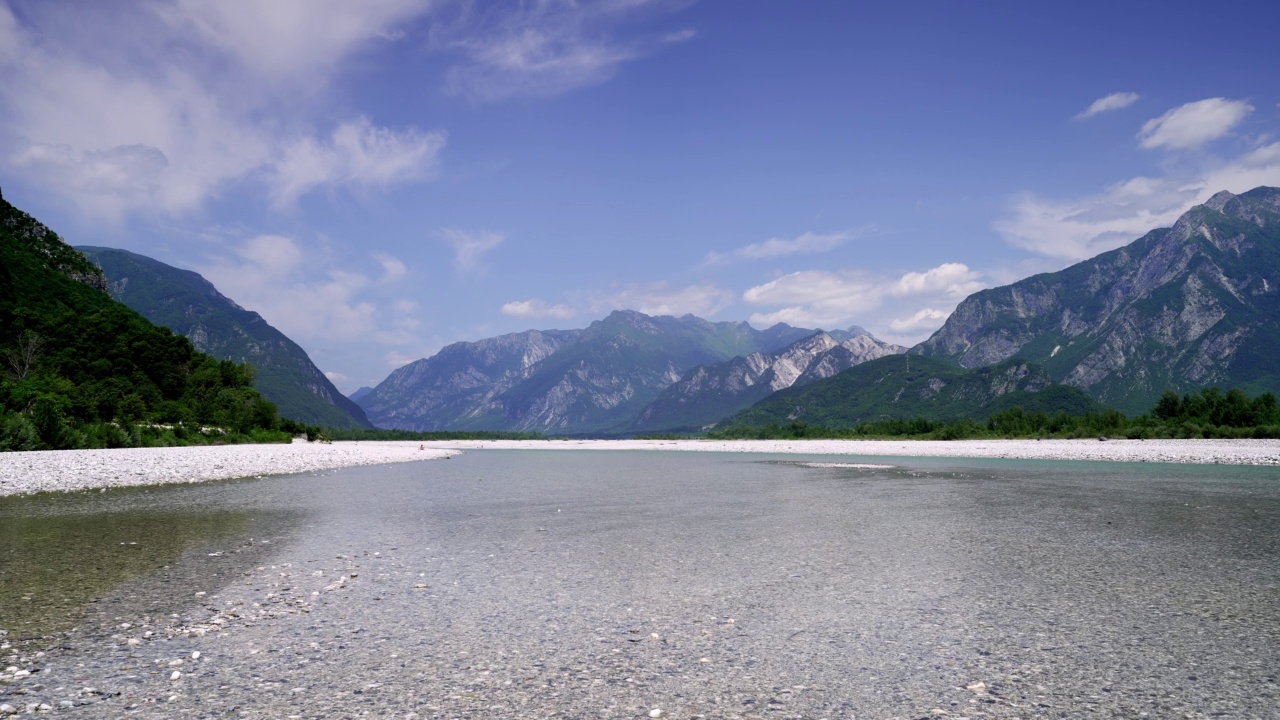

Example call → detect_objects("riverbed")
2 450 1277 718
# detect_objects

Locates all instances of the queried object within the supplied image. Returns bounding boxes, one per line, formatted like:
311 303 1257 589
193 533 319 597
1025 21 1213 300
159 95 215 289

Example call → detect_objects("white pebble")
170 671 182 681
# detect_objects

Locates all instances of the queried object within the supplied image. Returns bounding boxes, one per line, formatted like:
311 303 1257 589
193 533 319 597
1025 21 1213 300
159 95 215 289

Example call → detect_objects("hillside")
0 190 285 449
78 247 370 429
914 186 1280 414
719 355 1102 429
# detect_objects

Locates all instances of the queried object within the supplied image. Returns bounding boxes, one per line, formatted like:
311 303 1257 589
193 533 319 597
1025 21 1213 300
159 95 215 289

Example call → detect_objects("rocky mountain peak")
1205 190 1235 211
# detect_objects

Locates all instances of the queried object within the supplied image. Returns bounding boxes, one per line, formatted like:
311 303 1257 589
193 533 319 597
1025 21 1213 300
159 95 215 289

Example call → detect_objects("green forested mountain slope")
720 355 1102 429
78 247 370 429
914 186 1280 414
0 191 285 449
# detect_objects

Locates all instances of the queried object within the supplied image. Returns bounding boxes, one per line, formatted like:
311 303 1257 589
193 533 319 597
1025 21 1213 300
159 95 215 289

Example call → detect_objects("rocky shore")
0 441 458 497
2 437 1275 499
427 437 1280 465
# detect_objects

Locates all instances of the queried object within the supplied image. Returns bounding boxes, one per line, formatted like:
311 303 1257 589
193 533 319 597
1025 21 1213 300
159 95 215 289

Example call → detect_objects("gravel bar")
425 437 1280 465
0 441 458 497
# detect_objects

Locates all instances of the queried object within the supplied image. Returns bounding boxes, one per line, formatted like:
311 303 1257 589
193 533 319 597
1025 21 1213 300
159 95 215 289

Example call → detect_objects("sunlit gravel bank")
0 441 458 497
425 437 1280 465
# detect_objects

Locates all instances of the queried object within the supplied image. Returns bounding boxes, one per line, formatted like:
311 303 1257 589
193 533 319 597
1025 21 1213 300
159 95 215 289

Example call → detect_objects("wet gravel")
2 450 1277 719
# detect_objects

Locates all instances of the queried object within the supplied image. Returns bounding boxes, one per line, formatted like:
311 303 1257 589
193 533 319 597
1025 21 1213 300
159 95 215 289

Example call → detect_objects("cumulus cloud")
324 370 350 384
0 1 442 218
198 233 422 352
889 308 950 334
590 281 735 318
996 140 1280 260
439 228 506 276
742 263 983 337
890 262 984 298
701 228 871 266
501 299 578 320
1138 98 1253 150
434 0 696 102
1075 92 1140 120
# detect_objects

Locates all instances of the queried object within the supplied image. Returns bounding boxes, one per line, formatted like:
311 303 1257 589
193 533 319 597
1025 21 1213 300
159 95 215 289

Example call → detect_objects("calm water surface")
1 450 1277 718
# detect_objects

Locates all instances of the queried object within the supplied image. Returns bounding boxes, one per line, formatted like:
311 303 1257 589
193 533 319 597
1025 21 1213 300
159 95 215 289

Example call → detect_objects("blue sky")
2 1 1278 392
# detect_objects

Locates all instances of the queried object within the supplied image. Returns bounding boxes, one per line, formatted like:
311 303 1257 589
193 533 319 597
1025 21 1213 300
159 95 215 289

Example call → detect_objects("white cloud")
199 233 420 350
373 252 408 283
324 370 350 384
702 228 870 265
0 2 442 219
1075 92 1140 120
501 299 578 320
439 228 506 276
742 263 984 335
384 350 417 368
1138 98 1253 150
889 308 950 334
590 281 734 318
996 140 1280 260
434 0 695 102
270 118 446 207
159 0 431 85
890 262 984 298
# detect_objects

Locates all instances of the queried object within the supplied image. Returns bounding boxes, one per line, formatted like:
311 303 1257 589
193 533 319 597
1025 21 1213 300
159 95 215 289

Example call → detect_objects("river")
2 450 1277 718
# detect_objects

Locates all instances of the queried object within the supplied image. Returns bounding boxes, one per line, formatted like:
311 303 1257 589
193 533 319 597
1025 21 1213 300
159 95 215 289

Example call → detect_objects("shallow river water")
1 450 1278 719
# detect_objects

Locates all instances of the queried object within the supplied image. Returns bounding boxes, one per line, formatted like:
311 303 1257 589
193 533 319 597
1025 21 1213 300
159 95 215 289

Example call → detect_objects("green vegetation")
0 193 300 450
708 387 1280 440
325 428 546 441
78 246 371 429
719 355 1105 430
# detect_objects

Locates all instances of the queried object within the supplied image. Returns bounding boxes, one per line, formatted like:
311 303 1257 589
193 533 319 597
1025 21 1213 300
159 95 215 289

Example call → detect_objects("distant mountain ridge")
359 311 818 433
720 355 1103 429
913 186 1280 413
78 247 371 429
630 329 906 432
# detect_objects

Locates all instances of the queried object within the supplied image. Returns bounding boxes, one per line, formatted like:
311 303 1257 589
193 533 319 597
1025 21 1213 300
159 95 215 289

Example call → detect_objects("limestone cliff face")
914 186 1280 413
630 329 906 432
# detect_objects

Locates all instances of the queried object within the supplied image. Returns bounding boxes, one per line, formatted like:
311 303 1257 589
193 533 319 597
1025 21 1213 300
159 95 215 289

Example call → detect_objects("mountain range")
629 329 906 432
360 185 1279 433
18 184 1272 437
719 355 1102 429
77 247 371 429
914 187 1280 414
358 312 825 433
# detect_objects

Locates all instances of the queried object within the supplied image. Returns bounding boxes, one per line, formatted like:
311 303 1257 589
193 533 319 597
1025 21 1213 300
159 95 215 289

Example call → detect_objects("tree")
5 330 44 380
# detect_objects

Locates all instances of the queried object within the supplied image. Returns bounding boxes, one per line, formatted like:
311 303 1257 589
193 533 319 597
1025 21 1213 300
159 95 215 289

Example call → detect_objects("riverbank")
0 441 458 497
424 437 1280 465
3 437 1276 498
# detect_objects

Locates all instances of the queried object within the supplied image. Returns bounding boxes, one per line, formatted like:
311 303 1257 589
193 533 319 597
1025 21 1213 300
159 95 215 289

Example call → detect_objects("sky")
2 1 1279 393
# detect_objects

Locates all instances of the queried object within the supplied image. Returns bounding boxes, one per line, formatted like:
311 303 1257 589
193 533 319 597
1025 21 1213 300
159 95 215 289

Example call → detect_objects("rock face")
721 355 1101 429
358 328 582 432
360 311 816 434
913 186 1280 414
631 329 906 432
78 247 371 429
